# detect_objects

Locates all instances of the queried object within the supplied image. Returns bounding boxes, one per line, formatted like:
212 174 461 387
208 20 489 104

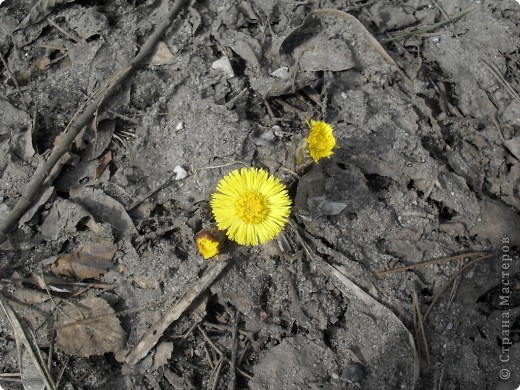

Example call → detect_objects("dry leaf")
131 275 157 289
18 186 55 227
51 254 75 277
0 100 31 135
16 0 77 30
12 288 51 305
220 30 261 68
188 6 202 34
69 186 137 239
86 120 115 161
56 295 126 357
51 240 116 279
39 198 102 240
279 12 355 72
21 348 47 390
152 341 174 370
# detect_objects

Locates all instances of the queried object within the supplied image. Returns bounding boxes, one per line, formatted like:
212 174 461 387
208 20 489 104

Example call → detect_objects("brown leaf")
12 288 51 305
56 295 126 357
51 254 75 277
51 240 116 279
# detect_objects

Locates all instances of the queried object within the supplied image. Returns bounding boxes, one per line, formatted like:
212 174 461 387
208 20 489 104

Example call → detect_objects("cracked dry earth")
1 0 520 389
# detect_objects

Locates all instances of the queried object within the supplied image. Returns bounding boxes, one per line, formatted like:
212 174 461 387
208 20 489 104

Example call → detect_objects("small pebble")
270 67 290 79
212 56 234 78
173 165 188 180
342 362 365 383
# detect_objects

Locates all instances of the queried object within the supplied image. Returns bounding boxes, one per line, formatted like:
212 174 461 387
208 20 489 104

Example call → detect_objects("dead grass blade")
412 290 430 365
378 252 489 276
125 260 230 365
446 259 464 310
384 7 475 42
0 291 56 390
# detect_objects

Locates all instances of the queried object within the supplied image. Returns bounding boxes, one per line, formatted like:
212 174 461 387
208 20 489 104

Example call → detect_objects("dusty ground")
1 0 520 389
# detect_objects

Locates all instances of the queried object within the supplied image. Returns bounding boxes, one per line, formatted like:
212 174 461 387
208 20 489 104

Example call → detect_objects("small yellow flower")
211 167 292 246
306 120 337 163
196 231 221 259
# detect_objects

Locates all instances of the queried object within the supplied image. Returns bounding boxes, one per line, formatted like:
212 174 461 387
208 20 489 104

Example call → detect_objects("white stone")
212 56 234 78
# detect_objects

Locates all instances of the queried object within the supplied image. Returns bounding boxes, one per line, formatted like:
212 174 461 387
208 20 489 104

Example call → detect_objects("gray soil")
1 0 519 389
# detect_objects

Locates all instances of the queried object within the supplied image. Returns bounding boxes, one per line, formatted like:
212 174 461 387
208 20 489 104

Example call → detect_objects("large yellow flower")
306 120 337 163
210 168 292 246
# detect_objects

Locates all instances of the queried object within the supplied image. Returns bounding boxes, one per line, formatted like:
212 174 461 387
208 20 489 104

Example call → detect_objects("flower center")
309 135 327 151
235 191 269 224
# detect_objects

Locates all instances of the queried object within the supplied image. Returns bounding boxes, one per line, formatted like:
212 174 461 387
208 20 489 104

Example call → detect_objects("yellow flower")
196 231 221 259
211 167 292 246
306 120 337 163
